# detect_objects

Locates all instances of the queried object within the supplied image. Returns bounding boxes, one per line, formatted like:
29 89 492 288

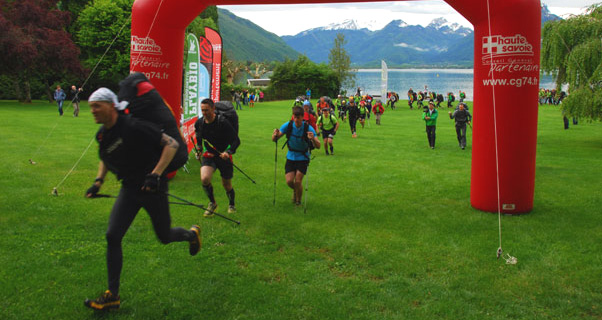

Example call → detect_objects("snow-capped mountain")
427 17 473 36
317 19 362 31
282 17 474 67
302 19 387 35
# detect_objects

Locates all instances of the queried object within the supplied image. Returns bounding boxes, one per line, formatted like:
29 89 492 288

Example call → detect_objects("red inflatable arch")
130 0 541 214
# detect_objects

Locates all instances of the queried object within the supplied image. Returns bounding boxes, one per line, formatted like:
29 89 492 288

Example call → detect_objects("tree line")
0 0 357 104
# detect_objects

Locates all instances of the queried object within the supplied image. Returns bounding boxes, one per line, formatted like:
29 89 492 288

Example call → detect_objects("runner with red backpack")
372 100 385 125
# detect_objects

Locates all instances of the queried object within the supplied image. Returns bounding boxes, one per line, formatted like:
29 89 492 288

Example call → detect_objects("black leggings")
426 125 436 147
455 123 467 147
349 117 358 133
106 187 192 295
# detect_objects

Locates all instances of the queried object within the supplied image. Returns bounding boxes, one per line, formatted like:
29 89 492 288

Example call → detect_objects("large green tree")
75 0 132 90
328 33 355 93
541 4 602 121
269 55 339 100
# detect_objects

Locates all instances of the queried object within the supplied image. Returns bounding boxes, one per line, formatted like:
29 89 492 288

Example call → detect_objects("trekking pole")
230 161 257 184
190 136 201 162
273 140 277 206
88 193 116 198
89 193 233 213
167 193 241 225
304 170 309 214
203 139 257 184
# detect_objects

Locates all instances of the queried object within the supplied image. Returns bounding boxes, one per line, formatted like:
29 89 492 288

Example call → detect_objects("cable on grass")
51 137 95 196
486 0 516 264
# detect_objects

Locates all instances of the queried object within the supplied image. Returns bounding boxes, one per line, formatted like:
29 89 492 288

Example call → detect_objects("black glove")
142 173 161 193
86 184 100 197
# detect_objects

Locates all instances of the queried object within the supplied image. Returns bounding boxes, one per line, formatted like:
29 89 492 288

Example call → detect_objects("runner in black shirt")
83 88 201 311
347 99 360 138
194 98 240 216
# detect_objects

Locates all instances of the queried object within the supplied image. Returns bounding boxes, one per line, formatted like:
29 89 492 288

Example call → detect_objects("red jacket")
372 103 384 114
291 112 317 131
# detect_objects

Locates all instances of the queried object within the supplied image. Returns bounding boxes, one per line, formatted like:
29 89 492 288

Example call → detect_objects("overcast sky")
219 0 599 36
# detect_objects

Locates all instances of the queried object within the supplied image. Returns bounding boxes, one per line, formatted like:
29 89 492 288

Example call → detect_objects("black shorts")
359 114 366 120
322 129 335 139
285 159 309 175
201 156 233 180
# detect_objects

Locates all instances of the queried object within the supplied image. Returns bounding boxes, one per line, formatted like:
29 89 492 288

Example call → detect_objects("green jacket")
422 108 438 126
317 114 338 131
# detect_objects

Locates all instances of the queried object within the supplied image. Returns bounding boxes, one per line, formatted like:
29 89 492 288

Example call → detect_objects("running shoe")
84 290 120 310
189 225 201 256
204 202 217 217
228 205 237 214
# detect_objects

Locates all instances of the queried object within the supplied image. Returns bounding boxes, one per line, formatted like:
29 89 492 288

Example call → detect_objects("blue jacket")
54 89 66 101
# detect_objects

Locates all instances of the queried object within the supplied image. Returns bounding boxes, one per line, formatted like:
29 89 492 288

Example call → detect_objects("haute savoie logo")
131 36 162 55
482 34 533 64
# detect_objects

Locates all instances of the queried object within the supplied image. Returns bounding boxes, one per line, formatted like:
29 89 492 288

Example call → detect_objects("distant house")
247 78 270 87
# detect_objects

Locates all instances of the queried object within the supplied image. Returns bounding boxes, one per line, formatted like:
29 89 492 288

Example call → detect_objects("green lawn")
1 99 600 319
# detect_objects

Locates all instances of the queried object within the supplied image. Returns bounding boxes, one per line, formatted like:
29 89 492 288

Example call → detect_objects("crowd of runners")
81 73 473 311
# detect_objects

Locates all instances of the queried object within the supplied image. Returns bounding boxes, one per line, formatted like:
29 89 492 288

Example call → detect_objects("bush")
267 56 340 100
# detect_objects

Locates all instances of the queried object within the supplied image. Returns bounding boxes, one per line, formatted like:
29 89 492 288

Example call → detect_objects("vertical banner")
183 34 200 121
381 60 388 100
204 27 222 101
198 36 212 110
181 116 199 153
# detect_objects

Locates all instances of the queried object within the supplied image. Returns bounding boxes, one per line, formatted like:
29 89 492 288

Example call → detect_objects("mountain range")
218 6 561 68
282 17 474 68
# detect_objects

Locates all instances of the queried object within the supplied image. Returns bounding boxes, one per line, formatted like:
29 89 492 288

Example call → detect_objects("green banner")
183 33 201 120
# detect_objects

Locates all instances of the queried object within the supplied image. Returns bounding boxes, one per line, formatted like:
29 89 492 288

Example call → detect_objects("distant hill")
218 6 562 67
217 8 299 62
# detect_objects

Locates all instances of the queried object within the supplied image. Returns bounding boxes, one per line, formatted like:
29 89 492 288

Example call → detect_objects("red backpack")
373 102 384 114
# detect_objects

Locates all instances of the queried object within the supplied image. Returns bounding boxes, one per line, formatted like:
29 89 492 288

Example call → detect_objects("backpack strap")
328 114 337 125
282 120 312 160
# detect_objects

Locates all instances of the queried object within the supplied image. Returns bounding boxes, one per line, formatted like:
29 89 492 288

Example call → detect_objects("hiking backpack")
282 120 314 158
214 101 239 134
117 72 188 172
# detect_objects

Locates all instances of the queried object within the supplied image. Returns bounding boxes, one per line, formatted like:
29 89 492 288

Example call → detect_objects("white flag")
381 60 388 100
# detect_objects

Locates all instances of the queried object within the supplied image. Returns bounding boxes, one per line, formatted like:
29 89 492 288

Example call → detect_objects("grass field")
1 99 601 319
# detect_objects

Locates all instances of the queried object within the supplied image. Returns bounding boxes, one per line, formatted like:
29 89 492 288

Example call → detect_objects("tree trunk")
24 80 32 103
46 84 53 102
14 79 23 102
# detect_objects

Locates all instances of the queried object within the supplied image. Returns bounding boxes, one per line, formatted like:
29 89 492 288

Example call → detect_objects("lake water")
344 69 557 101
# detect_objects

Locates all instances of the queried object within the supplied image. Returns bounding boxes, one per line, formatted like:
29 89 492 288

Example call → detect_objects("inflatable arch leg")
131 0 541 214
